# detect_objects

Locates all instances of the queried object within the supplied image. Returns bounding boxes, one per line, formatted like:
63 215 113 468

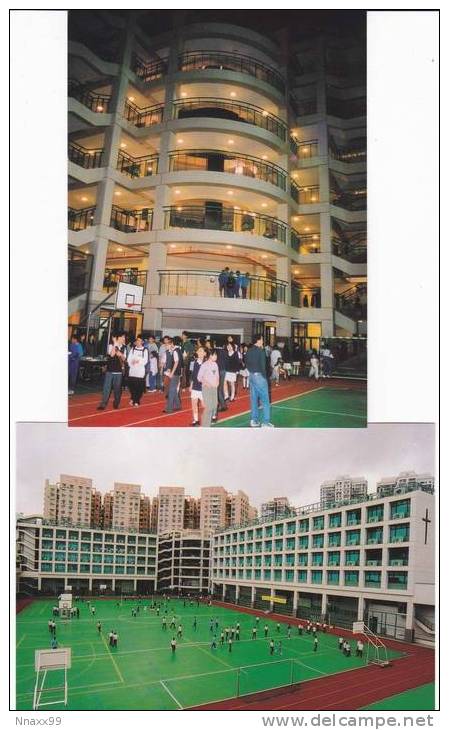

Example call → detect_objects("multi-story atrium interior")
68 10 367 352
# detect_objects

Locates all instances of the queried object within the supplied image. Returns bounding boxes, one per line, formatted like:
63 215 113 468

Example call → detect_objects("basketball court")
16 598 434 711
68 378 367 428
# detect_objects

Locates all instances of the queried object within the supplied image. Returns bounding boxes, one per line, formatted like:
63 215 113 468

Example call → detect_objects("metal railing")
68 141 104 169
158 269 287 304
335 283 367 320
178 50 285 93
290 137 319 158
291 231 320 254
68 206 96 231
110 205 153 232
290 182 320 204
291 284 321 308
173 97 287 141
168 149 287 191
164 205 287 243
330 145 366 163
103 269 148 292
68 245 93 299
68 79 111 113
117 150 159 178
332 235 366 263
131 52 168 82
331 187 367 211
124 99 164 127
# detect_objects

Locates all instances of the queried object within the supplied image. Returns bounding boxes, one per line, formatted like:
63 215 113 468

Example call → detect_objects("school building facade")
210 484 435 643
68 11 367 352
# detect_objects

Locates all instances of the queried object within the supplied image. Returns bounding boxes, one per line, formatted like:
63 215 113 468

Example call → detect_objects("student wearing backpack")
97 333 127 410
127 335 148 406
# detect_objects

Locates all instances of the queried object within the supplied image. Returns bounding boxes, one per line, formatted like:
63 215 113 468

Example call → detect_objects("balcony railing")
168 149 287 191
110 205 153 232
158 269 287 304
178 51 285 93
117 150 159 178
131 52 168 82
290 137 319 158
68 206 96 231
124 99 164 128
68 141 104 169
173 97 287 141
291 231 320 254
331 188 367 211
164 205 287 243
330 147 366 164
68 79 111 113
291 284 321 308
335 283 367 320
290 182 320 204
332 236 366 263
103 270 148 292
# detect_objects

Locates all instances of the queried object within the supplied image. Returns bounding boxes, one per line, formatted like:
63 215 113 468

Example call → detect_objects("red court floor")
68 377 366 428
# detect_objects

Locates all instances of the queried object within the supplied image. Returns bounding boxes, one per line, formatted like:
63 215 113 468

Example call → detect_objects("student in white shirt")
127 335 149 406
309 352 320 380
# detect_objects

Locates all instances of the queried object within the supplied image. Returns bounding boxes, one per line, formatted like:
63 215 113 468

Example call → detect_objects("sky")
15 423 435 515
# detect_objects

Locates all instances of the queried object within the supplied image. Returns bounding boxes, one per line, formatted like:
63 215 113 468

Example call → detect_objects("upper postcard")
67 9 367 429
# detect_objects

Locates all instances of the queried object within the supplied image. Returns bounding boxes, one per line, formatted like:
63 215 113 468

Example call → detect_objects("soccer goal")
33 648 71 710
353 621 390 667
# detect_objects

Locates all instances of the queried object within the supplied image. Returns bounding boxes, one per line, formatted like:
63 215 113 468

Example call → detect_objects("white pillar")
251 585 256 606
357 595 365 622
321 591 327 618
235 584 240 603
222 584 226 600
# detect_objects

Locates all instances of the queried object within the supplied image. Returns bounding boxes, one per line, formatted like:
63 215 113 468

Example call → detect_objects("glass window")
42 539 53 549
80 564 90 573
328 513 341 528
42 529 53 538
115 555 125 564
116 566 125 574
365 571 381 587
327 550 340 566
54 551 65 561
81 532 91 540
327 570 340 584
126 566 135 574
116 535 126 544
312 534 324 548
285 569 294 582
297 569 307 583
346 509 361 526
390 499 411 520
299 519 309 533
345 550 360 566
81 542 91 551
298 553 308 566
68 531 79 539
345 529 361 546
275 524 284 536
389 524 410 543
67 553 77 563
328 532 341 547
344 570 359 586
311 570 322 584
127 536 136 545
103 565 113 574
41 551 53 561
287 521 296 534
80 553 91 563
55 563 65 572
265 526 273 537
274 569 282 581
298 535 309 549
387 571 408 589
263 569 272 580
56 530 66 539
41 562 52 572
367 505 384 523
92 554 102 563
312 552 324 566
313 516 324 530
93 533 103 541
92 565 101 573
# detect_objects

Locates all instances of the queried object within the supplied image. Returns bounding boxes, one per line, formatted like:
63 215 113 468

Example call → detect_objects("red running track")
188 602 435 712
68 378 365 428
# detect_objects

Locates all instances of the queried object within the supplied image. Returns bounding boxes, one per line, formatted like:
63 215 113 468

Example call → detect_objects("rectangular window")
313 516 324 531
390 499 411 520
311 570 322 584
367 505 384 523
327 570 340 585
298 536 309 549
297 570 307 583
327 550 340 566
274 569 282 581
345 550 360 566
387 571 408 590
285 569 294 582
311 552 324 566
389 524 410 543
275 524 284 536
366 527 383 544
312 534 324 548
364 571 381 587
328 532 341 547
345 529 361 546
346 509 361 526
298 553 308 566
328 512 342 528
344 570 359 586
299 519 309 533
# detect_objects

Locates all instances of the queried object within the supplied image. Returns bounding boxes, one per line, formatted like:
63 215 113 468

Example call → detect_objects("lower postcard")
14 422 436 711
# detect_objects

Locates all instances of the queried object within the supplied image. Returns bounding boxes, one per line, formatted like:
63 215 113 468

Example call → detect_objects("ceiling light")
170 244 177 248
181 92 187 98
262 110 268 117
96 105 104 112
81 196 88 202
313 234 318 239
292 216 299 221
174 189 181 194
261 203 267 208
177 206 183 211
233 205 240 210
311 196 317 201
226 245 232 249
227 139 234 145
128 96 135 102
230 91 237 98
262 155 268 160
227 190 234 196
262 254 268 259
120 142 127 148
117 247 123 252
294 269 299 275
305 226 310 232
114 191 121 196
177 138 184 144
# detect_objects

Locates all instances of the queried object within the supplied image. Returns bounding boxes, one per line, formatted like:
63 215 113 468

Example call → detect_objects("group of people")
69 328 335 427
218 268 251 299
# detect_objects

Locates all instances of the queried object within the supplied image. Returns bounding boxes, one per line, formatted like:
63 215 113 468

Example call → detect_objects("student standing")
252 627 257 640
97 621 102 634
190 346 205 426
309 352 320 380
264 625 269 638
356 640 364 658
338 637 344 651
147 351 159 392
97 333 126 410
164 337 182 413
223 343 240 402
269 639 275 655
68 334 82 395
171 637 177 653
245 336 274 427
313 636 319 652
127 335 148 406
228 637 233 653
197 350 220 427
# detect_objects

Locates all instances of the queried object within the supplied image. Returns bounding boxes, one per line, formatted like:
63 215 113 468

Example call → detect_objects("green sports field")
215 387 367 428
362 683 436 711
17 598 398 711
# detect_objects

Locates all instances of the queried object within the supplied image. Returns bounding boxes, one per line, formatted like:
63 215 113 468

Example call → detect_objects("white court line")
272 405 366 420
160 680 184 710
215 386 326 424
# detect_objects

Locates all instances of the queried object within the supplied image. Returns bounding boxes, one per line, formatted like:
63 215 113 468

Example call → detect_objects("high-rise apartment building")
157 487 186 532
90 488 103 528
376 471 435 498
43 474 93 526
261 497 292 520
320 475 368 508
139 495 152 532
199 487 228 532
111 483 141 530
68 11 366 355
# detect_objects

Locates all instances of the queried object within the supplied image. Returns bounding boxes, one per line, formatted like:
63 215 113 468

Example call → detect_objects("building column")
404 601 415 642
222 584 226 601
321 591 327 620
37 577 42 591
292 590 299 616
88 578 93 592
235 584 240 604
112 578 116 592
276 254 291 309
318 164 330 205
357 595 365 622
251 585 256 607
270 586 275 612
133 579 137 592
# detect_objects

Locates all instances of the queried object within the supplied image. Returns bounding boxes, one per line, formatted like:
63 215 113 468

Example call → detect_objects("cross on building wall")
422 508 431 544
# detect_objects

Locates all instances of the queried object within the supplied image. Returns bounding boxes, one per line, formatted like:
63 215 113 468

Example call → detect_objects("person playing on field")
228 637 233 653
338 636 344 651
97 621 102 634
264 624 269 638
297 624 303 636
171 637 177 654
252 626 257 640
276 622 281 633
162 617 167 630
356 639 364 658
193 616 197 631
177 624 183 638
313 636 319 652
211 636 217 650
269 639 275 655
220 631 225 646
235 626 240 641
